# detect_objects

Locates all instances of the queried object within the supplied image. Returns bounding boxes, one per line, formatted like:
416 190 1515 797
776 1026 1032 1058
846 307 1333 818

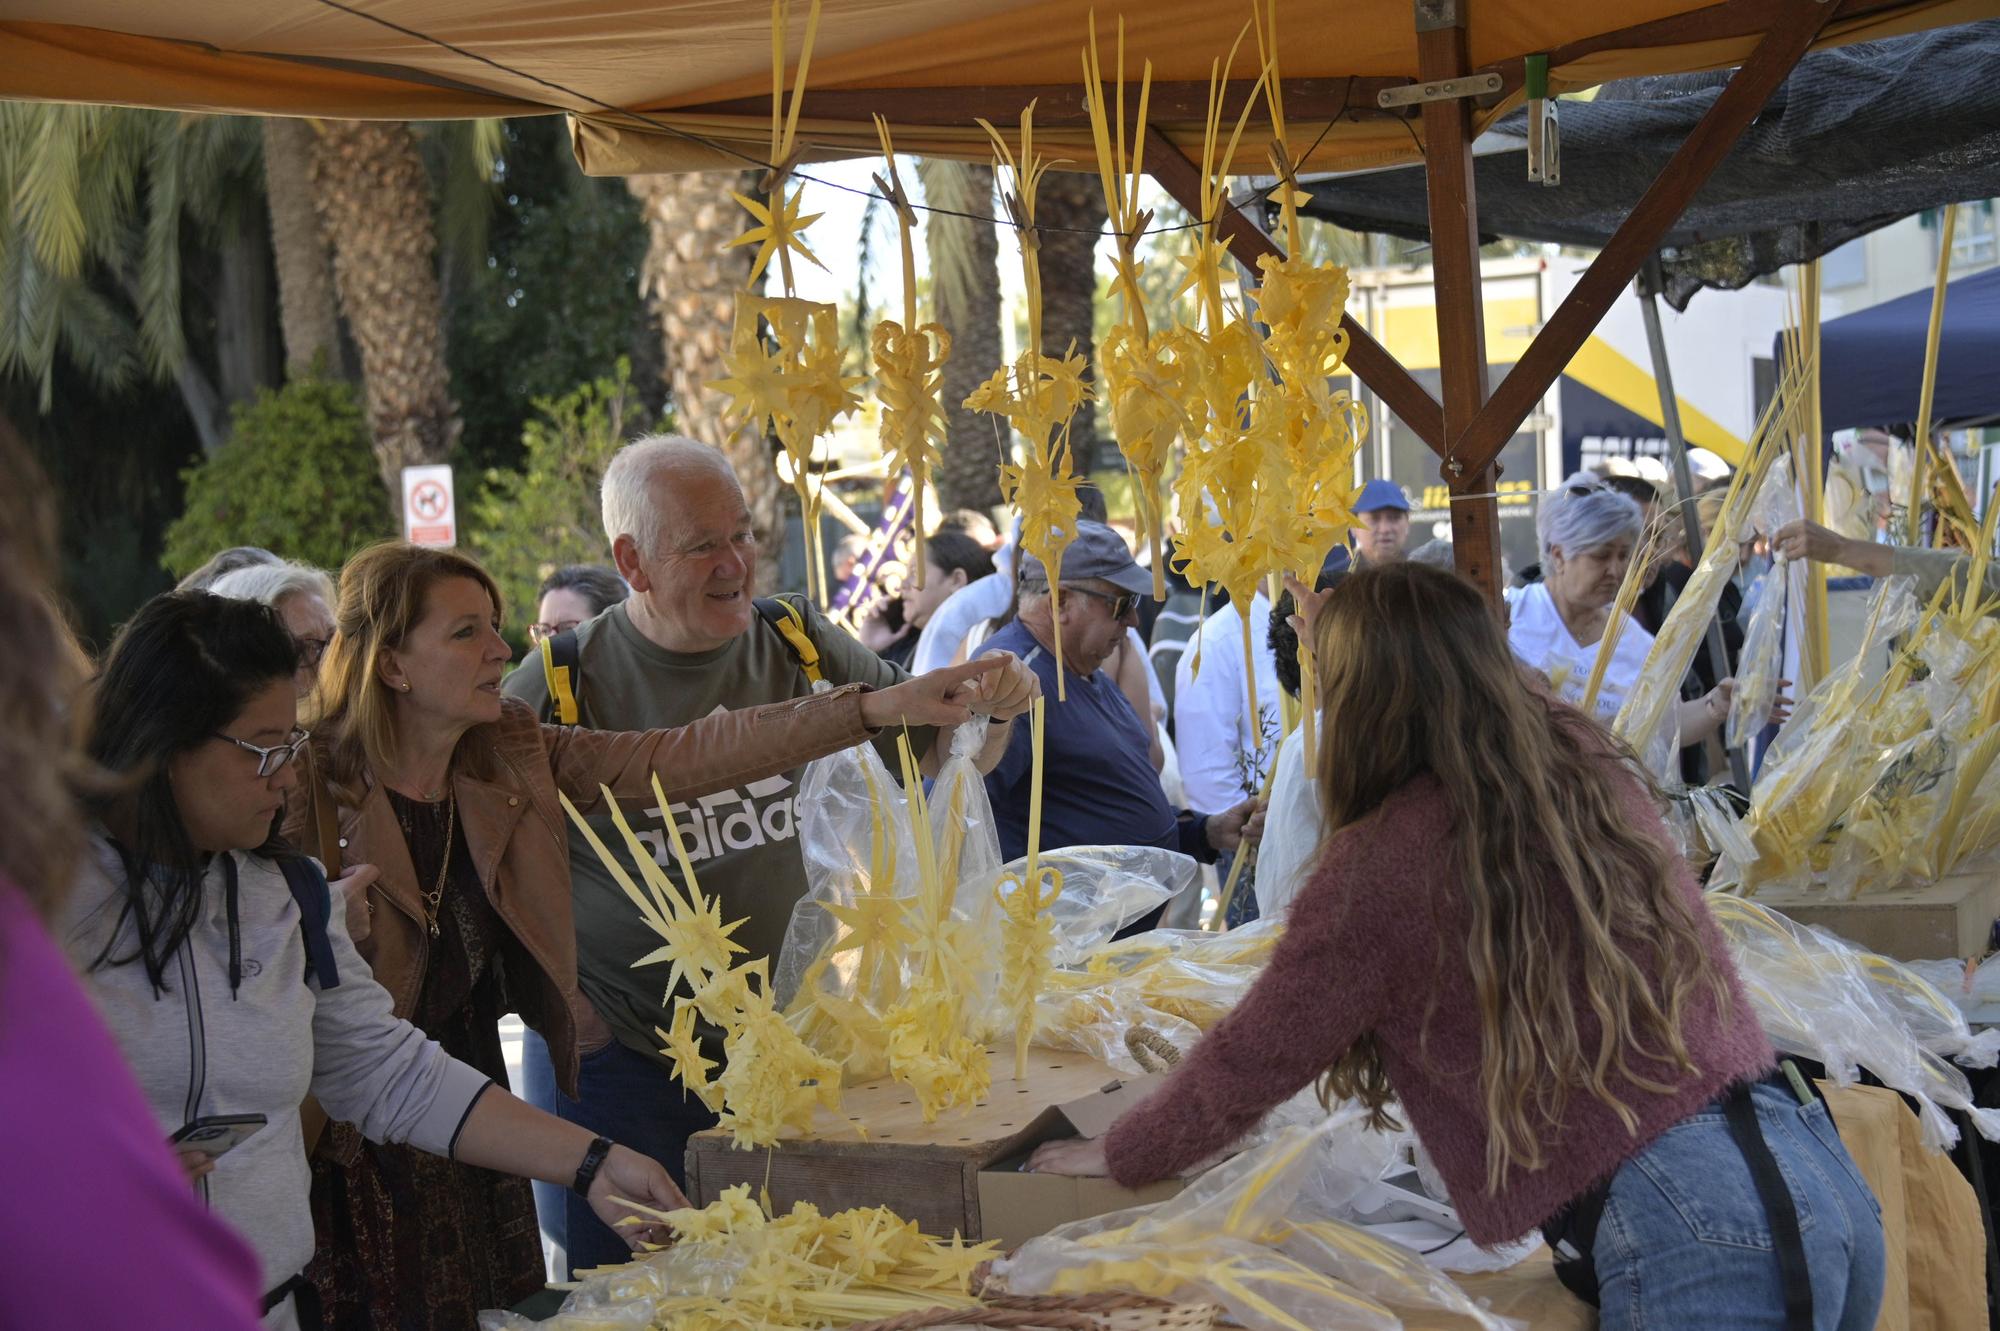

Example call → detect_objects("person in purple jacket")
1033 561 1885 1331
0 434 266 1331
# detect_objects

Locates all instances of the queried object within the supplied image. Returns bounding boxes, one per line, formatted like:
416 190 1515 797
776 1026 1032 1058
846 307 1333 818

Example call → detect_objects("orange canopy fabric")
3 0 1996 175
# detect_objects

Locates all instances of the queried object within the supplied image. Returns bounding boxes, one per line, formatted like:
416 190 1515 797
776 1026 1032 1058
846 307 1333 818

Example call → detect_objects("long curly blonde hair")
1311 562 1730 1194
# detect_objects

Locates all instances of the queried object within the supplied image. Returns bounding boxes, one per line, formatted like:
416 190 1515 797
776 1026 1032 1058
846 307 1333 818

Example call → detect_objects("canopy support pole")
1417 0 1502 604
1449 0 1835 482
1637 255 1753 794
1141 139 1445 453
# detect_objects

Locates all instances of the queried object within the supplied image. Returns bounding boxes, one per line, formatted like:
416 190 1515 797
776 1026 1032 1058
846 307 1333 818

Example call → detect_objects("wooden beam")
1417 0 1502 606
1544 0 1925 70
1141 137 1447 454
681 77 1410 129
1450 0 1836 477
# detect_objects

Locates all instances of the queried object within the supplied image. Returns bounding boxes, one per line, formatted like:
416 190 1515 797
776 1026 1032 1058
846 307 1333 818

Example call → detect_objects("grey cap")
1017 520 1151 598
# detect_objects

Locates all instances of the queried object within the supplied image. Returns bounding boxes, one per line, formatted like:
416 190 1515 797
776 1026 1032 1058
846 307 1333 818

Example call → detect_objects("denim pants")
517 1030 720 1279
516 1027 568 1277
1594 1082 1886 1330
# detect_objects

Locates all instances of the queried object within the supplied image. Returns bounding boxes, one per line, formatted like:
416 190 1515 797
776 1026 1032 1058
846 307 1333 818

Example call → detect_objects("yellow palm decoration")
707 0 857 606
560 779 843 1149
968 103 1093 700
868 117 951 587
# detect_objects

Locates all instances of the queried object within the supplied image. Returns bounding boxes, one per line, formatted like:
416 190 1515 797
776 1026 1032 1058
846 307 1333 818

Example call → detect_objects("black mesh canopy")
1289 21 2000 310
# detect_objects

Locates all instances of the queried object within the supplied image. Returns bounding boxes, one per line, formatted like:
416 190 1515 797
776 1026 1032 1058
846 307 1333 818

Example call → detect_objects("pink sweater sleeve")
0 884 266 1331
1103 849 1388 1187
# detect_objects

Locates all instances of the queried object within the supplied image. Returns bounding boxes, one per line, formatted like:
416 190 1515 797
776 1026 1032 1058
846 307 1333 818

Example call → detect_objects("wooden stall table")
685 1048 1184 1244
672 1061 1980 1331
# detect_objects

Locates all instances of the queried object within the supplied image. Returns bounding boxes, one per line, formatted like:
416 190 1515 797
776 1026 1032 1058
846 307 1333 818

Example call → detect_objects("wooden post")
1449 0 1836 479
1416 0 1502 604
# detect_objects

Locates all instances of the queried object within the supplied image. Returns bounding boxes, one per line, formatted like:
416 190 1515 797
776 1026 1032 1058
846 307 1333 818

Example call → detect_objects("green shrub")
468 358 652 628
162 377 393 578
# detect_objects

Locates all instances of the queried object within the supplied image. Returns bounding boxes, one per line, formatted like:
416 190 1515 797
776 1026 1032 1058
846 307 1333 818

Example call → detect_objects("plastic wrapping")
778 720 1197 1106
1034 920 1283 1073
477 1307 655 1330
1709 892 2000 1150
1728 555 1790 749
990 1115 1518 1331
1712 577 1924 894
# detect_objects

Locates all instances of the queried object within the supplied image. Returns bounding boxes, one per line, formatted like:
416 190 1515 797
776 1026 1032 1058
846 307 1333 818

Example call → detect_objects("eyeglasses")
214 726 312 778
527 620 582 644
1062 585 1140 620
295 636 329 668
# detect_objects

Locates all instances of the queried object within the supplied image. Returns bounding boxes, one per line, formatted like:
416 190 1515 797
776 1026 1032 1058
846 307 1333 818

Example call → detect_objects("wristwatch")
571 1134 614 1197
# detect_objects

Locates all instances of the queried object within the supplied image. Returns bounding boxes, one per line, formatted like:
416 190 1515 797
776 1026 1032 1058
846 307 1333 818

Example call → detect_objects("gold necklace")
420 792 456 940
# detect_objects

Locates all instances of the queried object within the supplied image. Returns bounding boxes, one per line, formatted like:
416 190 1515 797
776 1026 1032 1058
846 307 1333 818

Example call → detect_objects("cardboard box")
975 1073 1188 1248
1754 869 2000 961
685 1048 1186 1246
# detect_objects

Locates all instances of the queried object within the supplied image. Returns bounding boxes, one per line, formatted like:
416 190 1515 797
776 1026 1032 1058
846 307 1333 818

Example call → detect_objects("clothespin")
1525 54 1560 187
1267 139 1300 196
1002 191 1040 252
868 113 917 229
760 144 805 196
869 168 916 229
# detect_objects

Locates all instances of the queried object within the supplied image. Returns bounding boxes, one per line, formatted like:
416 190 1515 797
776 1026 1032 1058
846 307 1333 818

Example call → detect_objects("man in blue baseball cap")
1320 478 1412 580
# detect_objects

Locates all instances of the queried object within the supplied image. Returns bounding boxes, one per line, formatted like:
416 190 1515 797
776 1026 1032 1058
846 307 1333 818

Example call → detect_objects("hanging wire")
304 0 1396 242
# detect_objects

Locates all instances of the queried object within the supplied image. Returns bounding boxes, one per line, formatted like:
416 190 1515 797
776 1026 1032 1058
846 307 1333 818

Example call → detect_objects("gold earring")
400 683 412 692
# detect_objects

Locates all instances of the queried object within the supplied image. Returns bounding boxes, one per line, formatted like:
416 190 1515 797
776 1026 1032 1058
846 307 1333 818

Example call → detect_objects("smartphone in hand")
170 1113 268 1159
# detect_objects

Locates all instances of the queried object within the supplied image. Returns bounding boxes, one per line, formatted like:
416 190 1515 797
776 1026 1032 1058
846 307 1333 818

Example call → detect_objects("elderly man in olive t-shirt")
504 436 1034 1276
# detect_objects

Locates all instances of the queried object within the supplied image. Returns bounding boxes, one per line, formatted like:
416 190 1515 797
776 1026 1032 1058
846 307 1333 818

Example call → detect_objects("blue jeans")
517 1027 568 1278
519 1032 720 1279
1595 1083 1885 1330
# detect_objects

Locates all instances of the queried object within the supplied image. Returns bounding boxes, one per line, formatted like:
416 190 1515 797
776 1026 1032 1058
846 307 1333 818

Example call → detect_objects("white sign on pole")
402 464 456 548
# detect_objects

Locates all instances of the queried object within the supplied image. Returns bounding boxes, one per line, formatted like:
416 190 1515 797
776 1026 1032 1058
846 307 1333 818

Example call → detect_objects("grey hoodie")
64 834 490 1328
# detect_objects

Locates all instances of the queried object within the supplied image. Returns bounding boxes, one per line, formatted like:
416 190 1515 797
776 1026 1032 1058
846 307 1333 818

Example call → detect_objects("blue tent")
1809 265 2000 433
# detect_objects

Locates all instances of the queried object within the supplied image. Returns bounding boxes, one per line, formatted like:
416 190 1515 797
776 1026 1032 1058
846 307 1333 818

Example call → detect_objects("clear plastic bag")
776 734 919 1010
991 1116 1519 1331
1728 556 1789 750
1033 919 1284 1073
1709 892 2000 1150
477 1307 655 1330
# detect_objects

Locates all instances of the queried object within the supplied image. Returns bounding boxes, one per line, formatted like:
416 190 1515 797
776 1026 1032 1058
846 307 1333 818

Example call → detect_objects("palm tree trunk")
919 160 1005 512
627 170 787 565
310 119 460 507
1034 170 1106 477
214 202 279 406
262 118 344 379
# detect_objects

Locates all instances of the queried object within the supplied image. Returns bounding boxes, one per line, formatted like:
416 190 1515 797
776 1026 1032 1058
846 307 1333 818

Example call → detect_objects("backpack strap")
538 627 583 725
754 594 825 686
278 857 342 990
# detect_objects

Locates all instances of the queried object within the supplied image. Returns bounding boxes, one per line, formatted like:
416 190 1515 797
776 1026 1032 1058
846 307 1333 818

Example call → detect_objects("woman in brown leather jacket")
286 541 1032 1330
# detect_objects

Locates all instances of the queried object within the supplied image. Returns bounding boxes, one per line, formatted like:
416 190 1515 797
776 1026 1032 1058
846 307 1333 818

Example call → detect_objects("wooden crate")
1753 868 2000 961
684 1047 1144 1240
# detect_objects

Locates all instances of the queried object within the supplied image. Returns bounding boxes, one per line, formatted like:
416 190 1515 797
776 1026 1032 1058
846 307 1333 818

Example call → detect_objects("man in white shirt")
1173 589 1285 926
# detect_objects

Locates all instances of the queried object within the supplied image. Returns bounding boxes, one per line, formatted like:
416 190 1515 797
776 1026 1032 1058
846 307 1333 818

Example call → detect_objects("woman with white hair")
1507 474 1744 745
211 560 338 699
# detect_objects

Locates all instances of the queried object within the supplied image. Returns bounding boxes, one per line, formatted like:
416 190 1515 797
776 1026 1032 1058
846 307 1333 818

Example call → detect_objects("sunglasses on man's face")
1062 585 1140 620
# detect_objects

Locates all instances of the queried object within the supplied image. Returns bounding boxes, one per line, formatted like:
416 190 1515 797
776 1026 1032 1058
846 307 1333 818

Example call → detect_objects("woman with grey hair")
1506 474 1747 744
210 560 337 699
176 545 278 592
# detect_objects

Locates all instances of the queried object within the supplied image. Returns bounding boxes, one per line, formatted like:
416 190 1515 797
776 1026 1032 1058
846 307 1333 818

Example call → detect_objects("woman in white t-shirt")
1506 474 1739 744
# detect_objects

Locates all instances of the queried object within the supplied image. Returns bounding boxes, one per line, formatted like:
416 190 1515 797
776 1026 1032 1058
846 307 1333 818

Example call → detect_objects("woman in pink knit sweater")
1031 562 1883 1330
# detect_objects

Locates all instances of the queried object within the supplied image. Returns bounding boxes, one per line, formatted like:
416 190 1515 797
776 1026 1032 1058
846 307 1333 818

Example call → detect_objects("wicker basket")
841 1291 1224 1331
